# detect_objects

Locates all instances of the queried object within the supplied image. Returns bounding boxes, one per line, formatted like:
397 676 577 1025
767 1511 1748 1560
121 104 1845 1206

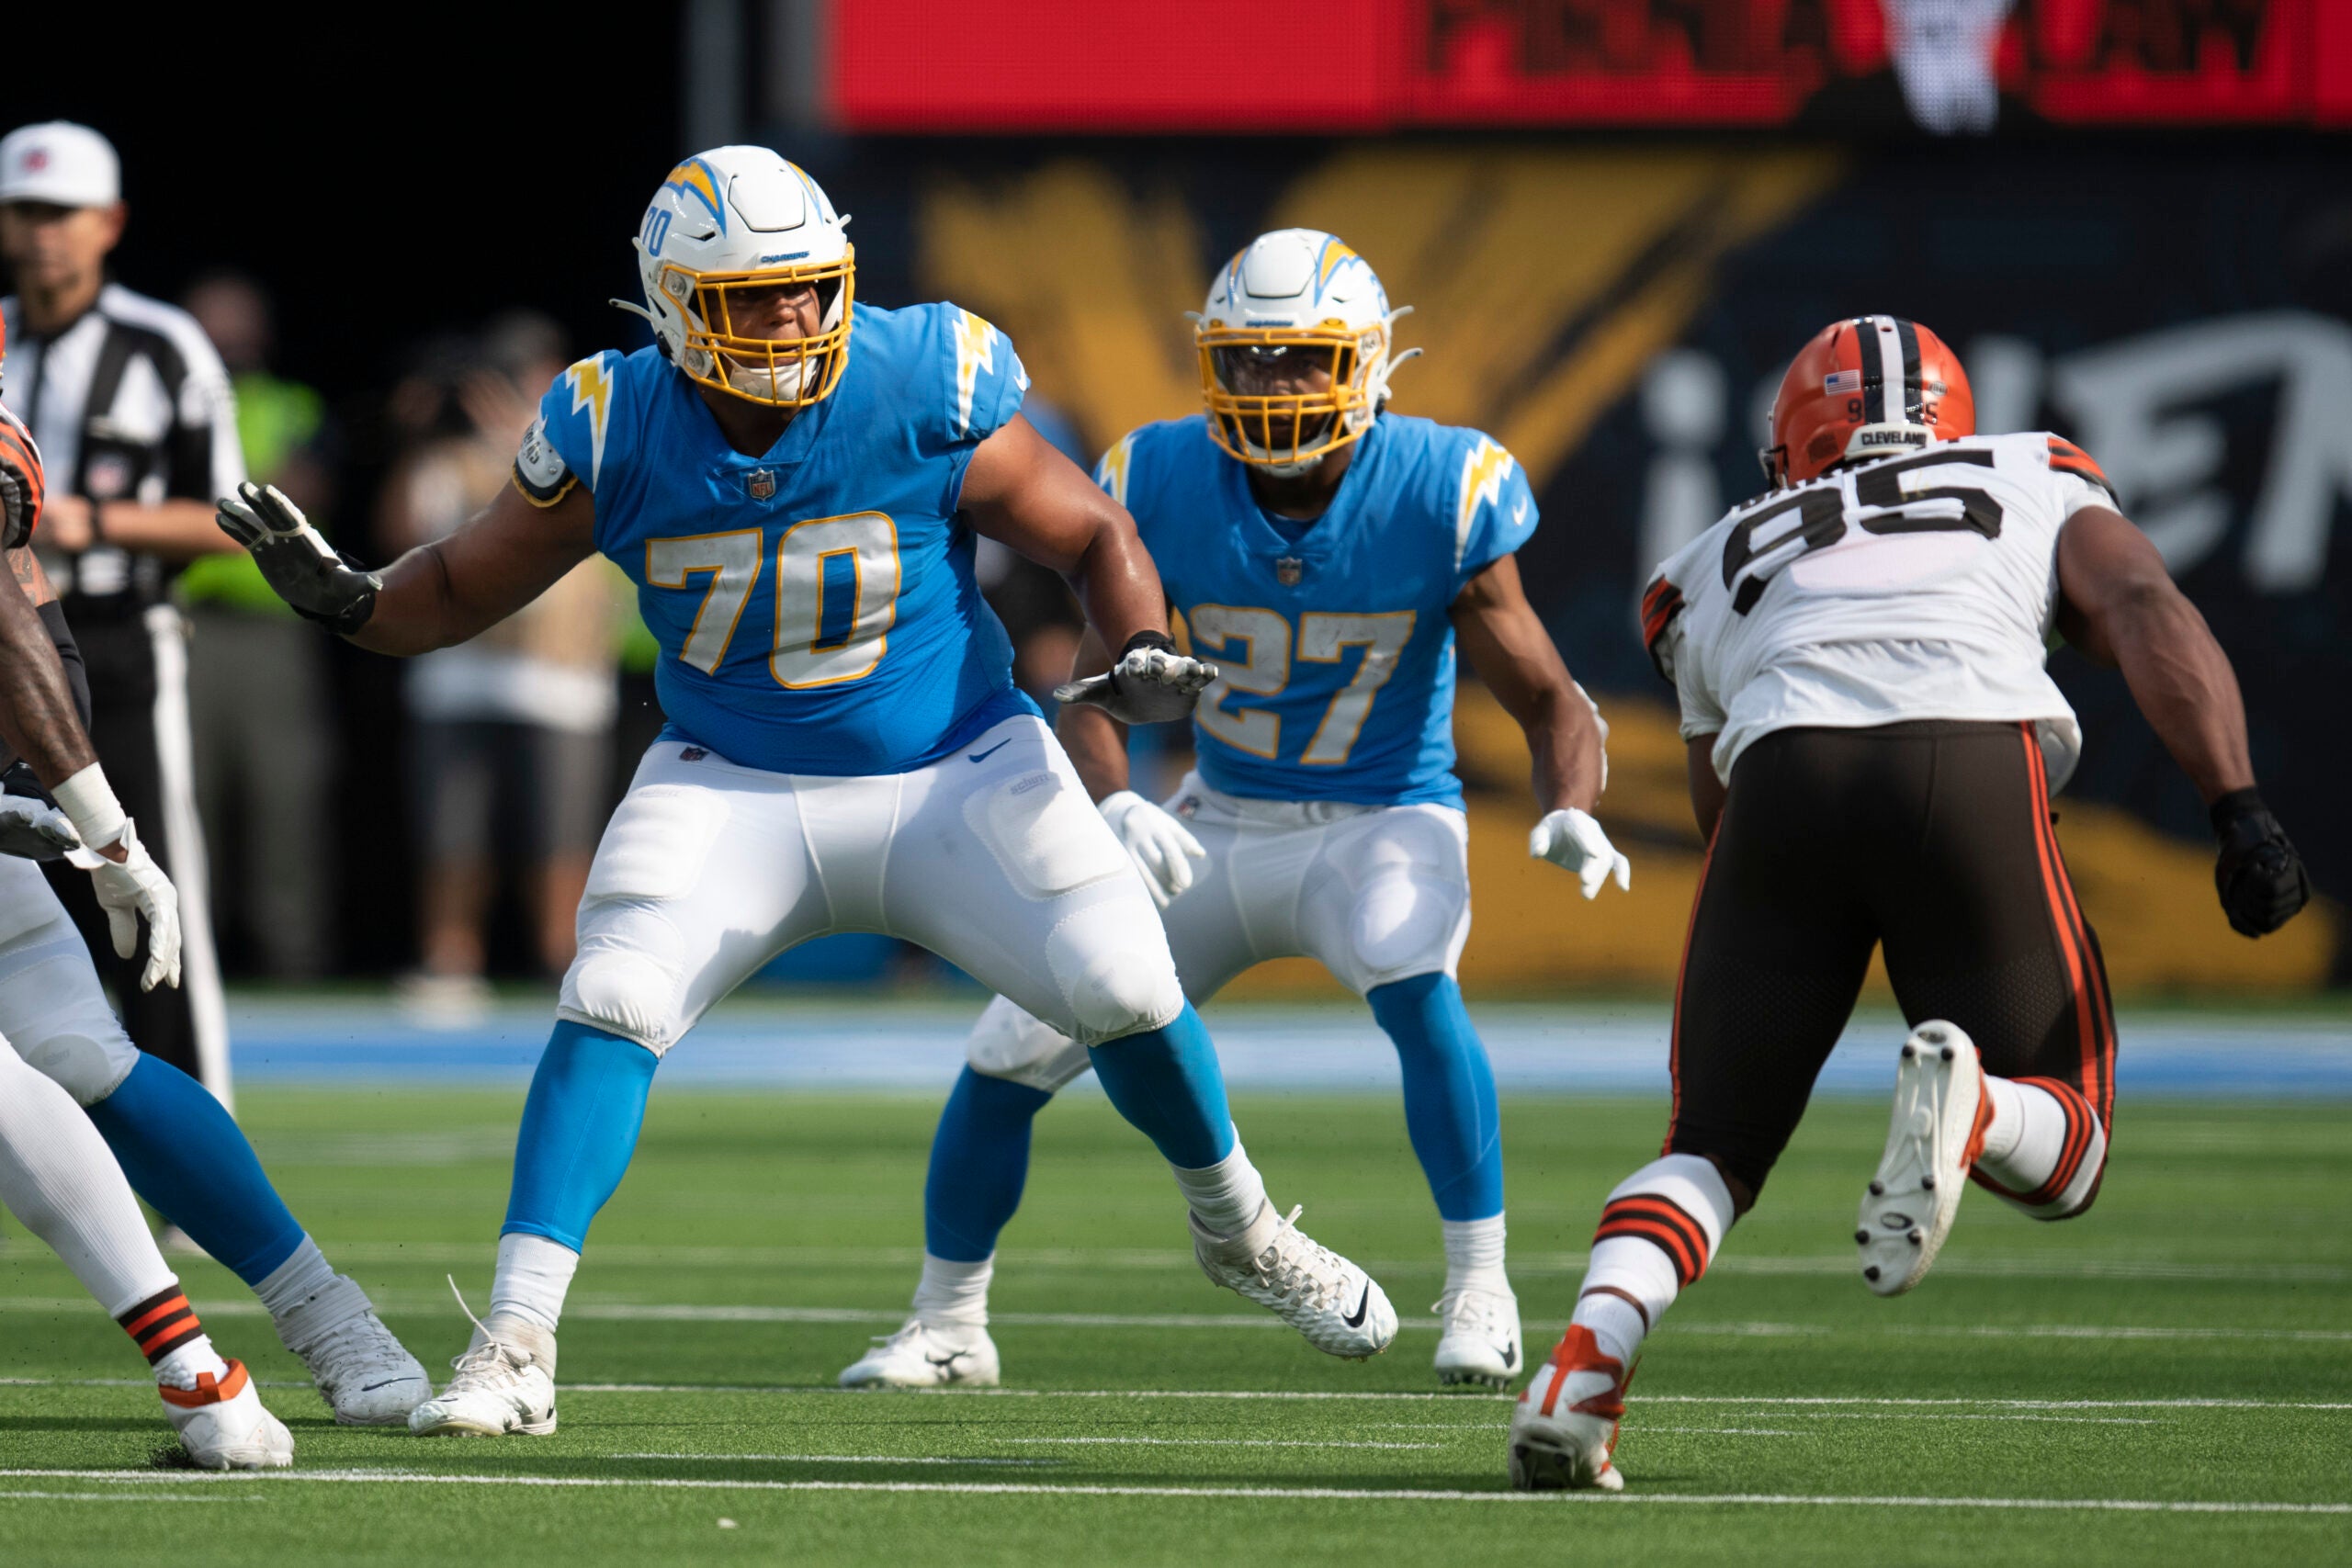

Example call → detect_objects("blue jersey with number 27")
514 300 1038 775
1098 412 1538 809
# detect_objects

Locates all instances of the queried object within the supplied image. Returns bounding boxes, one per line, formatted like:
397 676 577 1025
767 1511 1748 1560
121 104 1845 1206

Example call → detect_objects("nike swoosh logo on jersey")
967 738 1012 763
1343 1284 1371 1328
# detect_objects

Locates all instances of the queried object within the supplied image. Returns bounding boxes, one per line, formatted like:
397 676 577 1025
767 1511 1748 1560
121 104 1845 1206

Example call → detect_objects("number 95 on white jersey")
1644 431 2117 791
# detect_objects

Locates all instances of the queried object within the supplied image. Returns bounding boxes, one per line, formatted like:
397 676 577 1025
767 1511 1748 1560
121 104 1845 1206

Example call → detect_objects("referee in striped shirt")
0 122 238 1102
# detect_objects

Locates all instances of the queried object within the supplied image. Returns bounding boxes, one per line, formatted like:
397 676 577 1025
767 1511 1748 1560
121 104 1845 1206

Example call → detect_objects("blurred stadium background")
5 0 2346 1083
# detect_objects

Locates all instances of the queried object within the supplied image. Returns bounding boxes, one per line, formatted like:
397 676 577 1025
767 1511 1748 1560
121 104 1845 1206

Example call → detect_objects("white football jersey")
1643 431 2117 792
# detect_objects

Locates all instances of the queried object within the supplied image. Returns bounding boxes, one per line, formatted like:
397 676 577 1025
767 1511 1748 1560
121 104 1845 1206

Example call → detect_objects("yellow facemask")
661 247 856 409
1196 321 1381 468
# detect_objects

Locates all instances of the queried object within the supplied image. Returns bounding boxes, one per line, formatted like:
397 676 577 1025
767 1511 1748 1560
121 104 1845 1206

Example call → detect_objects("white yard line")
993 1437 1442 1450
609 1453 1062 1467
4 1377 2348 1412
0 1489 260 1503
11 1296 2346 1346
91 1240 2352 1286
0 1469 2343 1515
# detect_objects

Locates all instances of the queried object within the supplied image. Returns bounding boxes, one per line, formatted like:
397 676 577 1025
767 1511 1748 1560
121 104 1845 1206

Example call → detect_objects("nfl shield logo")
747 468 777 502
1275 557 1304 586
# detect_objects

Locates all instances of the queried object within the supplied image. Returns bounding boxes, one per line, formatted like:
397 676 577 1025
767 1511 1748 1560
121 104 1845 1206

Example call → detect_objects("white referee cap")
0 122 120 208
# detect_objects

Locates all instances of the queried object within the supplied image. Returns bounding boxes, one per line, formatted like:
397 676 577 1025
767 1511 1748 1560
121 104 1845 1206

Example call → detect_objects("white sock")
1973 1077 2106 1216
1442 1214 1510 1295
1572 1153 1737 1353
1170 1142 1269 1236
254 1235 335 1320
0 1046 176 1316
490 1233 580 1335
152 1335 232 1392
912 1254 994 1326
1568 1288 1649 1369
1978 1076 2027 1164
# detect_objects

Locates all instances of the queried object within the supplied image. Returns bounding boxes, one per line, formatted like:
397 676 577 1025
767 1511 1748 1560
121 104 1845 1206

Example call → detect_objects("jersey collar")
1224 414 1385 558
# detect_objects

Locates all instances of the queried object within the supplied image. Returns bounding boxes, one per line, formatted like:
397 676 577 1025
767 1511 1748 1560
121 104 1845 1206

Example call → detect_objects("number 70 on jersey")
646 513 899 690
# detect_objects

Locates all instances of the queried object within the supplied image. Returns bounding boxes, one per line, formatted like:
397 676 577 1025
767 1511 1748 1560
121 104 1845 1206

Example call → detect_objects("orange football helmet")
1759 316 1974 488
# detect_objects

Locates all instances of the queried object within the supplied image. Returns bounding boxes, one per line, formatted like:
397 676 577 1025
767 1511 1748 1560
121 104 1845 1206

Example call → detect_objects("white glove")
1055 634 1218 725
0 795 80 861
1099 790 1205 909
1529 807 1632 901
65 819 182 991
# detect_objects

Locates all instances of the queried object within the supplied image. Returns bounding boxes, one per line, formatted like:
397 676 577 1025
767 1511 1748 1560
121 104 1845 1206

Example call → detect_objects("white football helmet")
1193 229 1415 473
628 147 854 408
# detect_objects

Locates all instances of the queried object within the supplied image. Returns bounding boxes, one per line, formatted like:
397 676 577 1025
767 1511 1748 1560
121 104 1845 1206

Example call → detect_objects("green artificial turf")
2 1087 2346 1565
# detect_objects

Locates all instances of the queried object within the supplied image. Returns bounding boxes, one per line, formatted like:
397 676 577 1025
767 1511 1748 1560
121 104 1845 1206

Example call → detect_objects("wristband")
2209 787 2267 838
51 762 127 850
1120 629 1176 658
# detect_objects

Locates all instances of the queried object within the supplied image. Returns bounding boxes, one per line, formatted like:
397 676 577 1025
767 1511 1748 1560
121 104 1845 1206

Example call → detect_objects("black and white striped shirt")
0 283 246 615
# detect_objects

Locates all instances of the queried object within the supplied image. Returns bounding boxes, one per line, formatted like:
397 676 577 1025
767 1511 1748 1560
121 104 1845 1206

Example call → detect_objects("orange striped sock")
118 1285 206 1366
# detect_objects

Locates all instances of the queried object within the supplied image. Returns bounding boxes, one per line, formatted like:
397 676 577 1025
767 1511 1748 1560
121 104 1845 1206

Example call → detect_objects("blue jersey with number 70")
513 300 1040 775
1098 412 1538 809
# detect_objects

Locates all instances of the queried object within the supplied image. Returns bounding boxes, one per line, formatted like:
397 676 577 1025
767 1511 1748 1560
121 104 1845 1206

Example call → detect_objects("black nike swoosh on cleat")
967 738 1013 763
358 1379 415 1393
1343 1284 1371 1329
926 1350 969 1369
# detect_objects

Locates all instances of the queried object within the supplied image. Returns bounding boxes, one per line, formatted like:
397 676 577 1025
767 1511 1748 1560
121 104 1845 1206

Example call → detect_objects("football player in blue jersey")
842 230 1629 1393
219 152 1398 1438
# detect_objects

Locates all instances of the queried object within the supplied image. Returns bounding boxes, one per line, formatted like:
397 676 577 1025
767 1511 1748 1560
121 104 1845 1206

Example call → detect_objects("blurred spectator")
378 314 627 1021
179 271 337 980
0 121 239 1100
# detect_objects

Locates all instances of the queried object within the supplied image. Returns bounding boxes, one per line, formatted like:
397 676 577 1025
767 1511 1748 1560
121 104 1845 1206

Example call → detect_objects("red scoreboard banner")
830 0 2352 131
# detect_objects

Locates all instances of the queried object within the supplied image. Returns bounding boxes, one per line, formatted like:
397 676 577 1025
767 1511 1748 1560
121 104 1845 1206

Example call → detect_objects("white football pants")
967 772 1472 1093
0 1030 175 1317
0 852 146 1105
557 715 1184 1055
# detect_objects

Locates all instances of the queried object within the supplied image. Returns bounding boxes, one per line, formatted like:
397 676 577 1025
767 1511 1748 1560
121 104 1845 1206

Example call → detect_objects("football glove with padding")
2211 789 2311 938
216 482 381 635
1055 631 1217 726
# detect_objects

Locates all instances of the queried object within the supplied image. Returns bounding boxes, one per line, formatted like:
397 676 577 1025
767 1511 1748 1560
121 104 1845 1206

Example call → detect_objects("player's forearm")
1686 736 1725 840
1520 684 1606 814
0 570 97 784
88 499 240 558
1066 521 1170 652
2104 585 2256 805
347 541 484 656
1055 629 1131 799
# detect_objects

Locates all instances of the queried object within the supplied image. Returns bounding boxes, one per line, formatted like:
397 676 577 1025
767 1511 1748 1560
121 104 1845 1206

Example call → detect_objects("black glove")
215 482 381 635
1054 630 1218 726
2211 789 2311 938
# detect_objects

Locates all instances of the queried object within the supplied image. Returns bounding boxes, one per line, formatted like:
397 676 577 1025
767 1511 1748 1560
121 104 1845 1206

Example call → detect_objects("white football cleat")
1508 1326 1628 1492
839 1317 1001 1389
162 1359 293 1471
1191 1202 1396 1359
408 1312 558 1438
1432 1286 1524 1389
1857 1021 1986 1297
276 1272 433 1426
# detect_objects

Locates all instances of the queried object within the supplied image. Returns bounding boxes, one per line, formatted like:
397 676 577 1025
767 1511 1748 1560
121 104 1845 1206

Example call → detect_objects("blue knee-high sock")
924 1067 1055 1262
1086 1003 1236 1170
84 1055 307 1285
1368 974 1504 1222
501 1022 660 1254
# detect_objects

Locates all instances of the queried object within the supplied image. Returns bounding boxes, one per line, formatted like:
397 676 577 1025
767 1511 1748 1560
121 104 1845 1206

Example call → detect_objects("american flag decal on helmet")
1824 369 1861 394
